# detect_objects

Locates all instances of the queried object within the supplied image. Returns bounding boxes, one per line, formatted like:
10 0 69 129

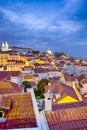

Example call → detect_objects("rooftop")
45 105 87 130
52 101 87 110
64 75 76 81
0 93 37 129
0 71 21 81
0 82 22 94
45 82 78 101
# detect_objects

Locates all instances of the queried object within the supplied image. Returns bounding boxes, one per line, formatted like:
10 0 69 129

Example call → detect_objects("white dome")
47 48 52 55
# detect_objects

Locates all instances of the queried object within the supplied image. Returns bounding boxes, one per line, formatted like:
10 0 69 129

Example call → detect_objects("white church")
1 41 10 51
47 48 52 55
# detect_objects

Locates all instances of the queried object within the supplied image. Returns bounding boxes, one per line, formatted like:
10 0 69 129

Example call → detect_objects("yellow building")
0 51 29 71
7 60 25 71
0 52 9 66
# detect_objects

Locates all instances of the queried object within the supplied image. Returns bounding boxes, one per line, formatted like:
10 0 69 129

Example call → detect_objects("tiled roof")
49 77 60 83
10 82 23 92
52 101 87 110
77 74 86 82
45 106 87 130
81 77 87 84
0 51 9 54
82 94 87 103
23 75 34 80
34 63 41 66
45 82 78 100
0 71 21 81
7 60 25 64
0 95 12 110
0 65 3 68
34 68 49 73
22 66 33 69
0 93 36 129
78 83 83 88
64 75 76 81
0 82 22 94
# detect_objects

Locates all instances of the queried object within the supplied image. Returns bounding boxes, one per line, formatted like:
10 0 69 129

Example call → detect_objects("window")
0 111 4 118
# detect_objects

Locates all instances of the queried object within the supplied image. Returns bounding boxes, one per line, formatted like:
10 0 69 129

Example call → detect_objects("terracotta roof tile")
0 82 22 94
77 75 86 82
81 78 87 84
64 75 76 81
45 106 87 130
52 101 87 110
34 68 49 73
45 82 78 100
0 96 12 109
0 71 21 81
0 93 36 129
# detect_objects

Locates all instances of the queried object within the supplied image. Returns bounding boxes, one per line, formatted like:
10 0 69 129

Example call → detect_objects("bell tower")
1 41 9 51
1 42 5 51
5 41 9 51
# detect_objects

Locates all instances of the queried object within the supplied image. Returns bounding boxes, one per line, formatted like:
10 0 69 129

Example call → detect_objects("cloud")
0 0 82 31
0 0 87 58
48 20 82 33
0 8 50 29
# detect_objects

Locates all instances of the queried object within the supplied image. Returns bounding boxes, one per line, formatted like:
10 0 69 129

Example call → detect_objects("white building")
47 48 52 55
1 41 10 51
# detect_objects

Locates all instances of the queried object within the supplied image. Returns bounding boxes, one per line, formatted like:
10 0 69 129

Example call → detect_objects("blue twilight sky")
0 0 87 58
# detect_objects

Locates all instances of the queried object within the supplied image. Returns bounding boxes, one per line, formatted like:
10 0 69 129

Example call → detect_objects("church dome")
47 48 52 55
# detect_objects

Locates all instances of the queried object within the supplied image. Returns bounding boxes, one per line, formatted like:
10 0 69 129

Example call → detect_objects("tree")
32 50 40 54
4 65 7 70
34 89 41 99
37 78 49 98
22 81 31 92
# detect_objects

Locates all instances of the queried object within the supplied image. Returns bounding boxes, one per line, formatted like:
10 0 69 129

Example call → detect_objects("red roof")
52 101 87 110
0 82 22 95
81 77 87 84
0 93 36 129
0 71 21 81
77 74 86 82
0 65 3 68
0 95 11 109
45 82 78 100
64 75 76 81
34 68 49 73
45 105 87 130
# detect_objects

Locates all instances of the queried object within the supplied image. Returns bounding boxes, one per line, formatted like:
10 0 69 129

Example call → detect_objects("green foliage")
37 78 49 98
34 89 45 99
22 81 31 92
34 89 41 97
4 65 7 70
32 50 39 54
54 52 67 58
36 96 41 99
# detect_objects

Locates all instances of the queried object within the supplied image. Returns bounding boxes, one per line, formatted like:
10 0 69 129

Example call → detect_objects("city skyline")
0 0 87 59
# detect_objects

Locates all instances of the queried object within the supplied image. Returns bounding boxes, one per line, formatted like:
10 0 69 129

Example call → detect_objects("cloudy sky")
0 0 87 58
